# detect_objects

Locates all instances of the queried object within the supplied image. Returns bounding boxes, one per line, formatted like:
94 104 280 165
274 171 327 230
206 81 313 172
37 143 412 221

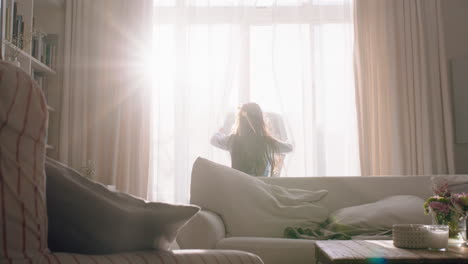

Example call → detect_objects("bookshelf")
1 0 64 158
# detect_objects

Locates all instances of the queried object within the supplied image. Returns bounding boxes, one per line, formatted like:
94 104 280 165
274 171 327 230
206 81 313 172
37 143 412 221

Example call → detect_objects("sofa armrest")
177 210 226 249
44 250 263 264
173 249 263 264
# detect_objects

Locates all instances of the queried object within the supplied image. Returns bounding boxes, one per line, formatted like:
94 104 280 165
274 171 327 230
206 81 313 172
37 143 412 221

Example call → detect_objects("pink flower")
432 179 450 197
429 201 451 214
451 193 468 213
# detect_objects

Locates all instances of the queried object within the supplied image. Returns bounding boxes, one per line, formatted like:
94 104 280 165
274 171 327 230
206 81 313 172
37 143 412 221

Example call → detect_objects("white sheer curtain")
150 0 359 203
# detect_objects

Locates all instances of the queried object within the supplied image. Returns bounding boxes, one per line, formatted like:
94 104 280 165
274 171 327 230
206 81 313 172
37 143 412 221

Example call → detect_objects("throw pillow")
329 195 432 231
46 158 200 254
190 157 329 238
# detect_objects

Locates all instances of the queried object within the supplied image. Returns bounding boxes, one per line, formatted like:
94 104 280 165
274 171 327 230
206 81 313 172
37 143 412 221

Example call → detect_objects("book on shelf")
32 71 48 98
44 34 58 68
3 0 59 71
32 33 58 69
7 1 26 49
31 33 43 60
12 2 17 43
5 7 11 41
18 15 24 48
12 1 17 40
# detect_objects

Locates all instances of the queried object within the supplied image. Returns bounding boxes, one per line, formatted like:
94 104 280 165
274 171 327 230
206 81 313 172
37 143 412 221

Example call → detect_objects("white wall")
441 0 468 173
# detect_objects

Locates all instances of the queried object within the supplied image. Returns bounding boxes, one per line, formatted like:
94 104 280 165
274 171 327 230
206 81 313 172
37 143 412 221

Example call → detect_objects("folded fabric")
190 157 328 238
46 158 200 254
284 223 392 240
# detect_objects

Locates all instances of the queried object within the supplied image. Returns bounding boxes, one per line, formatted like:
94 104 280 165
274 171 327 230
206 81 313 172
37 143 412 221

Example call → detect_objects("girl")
211 103 293 176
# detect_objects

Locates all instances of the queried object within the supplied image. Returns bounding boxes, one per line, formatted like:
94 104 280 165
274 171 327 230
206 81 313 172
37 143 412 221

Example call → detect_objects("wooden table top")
315 240 468 264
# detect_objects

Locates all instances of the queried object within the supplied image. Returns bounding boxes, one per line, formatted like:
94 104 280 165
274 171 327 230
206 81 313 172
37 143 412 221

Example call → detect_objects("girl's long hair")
229 103 277 176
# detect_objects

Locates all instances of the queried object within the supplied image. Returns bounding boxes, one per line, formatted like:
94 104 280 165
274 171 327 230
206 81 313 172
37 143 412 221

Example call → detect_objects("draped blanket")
284 218 392 240
191 158 330 238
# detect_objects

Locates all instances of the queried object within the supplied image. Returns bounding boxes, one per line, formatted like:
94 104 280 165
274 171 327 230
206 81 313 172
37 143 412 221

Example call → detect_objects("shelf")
31 55 56 74
3 40 56 75
4 40 30 59
2 0 64 159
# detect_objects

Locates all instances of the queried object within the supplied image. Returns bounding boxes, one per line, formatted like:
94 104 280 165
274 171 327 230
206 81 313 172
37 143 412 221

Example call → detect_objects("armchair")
0 61 263 264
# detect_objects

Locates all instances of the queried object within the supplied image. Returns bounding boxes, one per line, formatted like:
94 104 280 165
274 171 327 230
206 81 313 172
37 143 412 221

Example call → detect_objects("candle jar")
426 225 449 251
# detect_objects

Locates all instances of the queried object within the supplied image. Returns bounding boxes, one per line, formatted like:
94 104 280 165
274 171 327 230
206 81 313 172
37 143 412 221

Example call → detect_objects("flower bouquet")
423 179 468 241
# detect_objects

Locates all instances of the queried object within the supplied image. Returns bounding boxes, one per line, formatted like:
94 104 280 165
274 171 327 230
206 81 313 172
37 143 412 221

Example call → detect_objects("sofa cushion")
46 158 200 254
216 237 315 264
190 157 328 238
0 62 49 262
329 195 432 231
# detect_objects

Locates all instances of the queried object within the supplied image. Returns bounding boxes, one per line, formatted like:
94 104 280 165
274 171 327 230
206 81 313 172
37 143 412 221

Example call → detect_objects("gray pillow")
46 158 199 254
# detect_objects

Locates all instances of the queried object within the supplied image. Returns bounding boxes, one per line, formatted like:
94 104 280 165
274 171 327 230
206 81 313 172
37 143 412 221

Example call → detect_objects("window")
151 0 358 202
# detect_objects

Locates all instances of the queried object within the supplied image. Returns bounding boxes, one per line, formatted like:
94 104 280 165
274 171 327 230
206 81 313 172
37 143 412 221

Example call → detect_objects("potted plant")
424 180 468 246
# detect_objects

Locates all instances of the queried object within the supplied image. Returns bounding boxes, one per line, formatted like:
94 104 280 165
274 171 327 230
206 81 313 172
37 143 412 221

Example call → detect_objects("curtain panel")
354 0 455 175
60 0 153 198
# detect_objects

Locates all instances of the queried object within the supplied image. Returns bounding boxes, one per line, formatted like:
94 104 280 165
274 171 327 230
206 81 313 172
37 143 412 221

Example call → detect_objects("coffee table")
315 240 468 264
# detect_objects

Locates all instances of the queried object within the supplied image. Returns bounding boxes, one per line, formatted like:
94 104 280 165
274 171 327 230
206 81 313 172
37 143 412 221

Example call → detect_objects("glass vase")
432 212 467 246
432 213 467 247
458 215 467 247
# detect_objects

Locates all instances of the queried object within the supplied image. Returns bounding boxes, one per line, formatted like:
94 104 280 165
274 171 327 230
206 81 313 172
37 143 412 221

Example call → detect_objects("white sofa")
177 173 437 264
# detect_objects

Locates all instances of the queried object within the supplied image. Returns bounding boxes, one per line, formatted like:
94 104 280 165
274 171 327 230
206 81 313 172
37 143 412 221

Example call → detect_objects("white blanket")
190 157 329 238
